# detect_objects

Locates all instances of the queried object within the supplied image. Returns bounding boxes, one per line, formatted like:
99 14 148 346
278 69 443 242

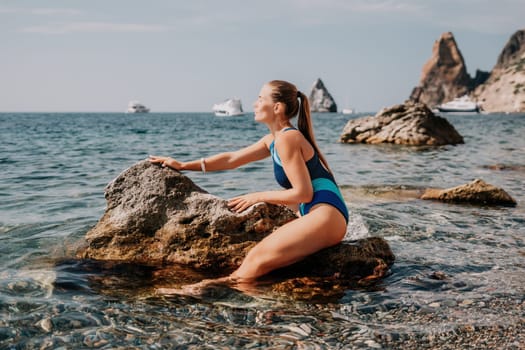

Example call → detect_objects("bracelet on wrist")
200 158 206 173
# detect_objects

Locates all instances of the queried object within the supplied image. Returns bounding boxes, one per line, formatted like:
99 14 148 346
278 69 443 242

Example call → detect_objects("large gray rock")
309 78 337 112
339 100 464 145
421 179 517 206
77 161 395 282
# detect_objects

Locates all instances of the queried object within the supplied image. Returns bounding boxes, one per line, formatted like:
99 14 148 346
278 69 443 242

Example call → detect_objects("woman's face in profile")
253 84 275 123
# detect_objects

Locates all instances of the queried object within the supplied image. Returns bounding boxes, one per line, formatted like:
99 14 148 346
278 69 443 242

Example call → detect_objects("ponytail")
297 92 332 174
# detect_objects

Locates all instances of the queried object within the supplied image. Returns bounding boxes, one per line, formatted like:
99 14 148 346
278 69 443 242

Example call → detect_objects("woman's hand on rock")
148 155 182 170
228 193 262 213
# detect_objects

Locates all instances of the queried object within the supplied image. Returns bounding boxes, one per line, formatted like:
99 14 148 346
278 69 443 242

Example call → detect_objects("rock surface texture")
421 179 517 206
339 101 464 145
309 78 338 112
77 161 395 282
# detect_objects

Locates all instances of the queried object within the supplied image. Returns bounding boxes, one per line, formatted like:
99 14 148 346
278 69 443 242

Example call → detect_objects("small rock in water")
364 339 382 349
443 300 457 307
298 323 312 335
429 271 448 280
421 179 516 206
36 317 53 332
282 324 310 338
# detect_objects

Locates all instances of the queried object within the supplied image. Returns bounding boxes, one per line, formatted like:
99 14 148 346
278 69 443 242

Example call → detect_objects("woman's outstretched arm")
149 134 273 172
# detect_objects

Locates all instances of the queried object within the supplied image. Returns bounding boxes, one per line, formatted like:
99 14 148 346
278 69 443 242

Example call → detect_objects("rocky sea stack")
409 32 488 108
410 29 525 112
339 100 464 145
77 161 395 283
309 78 337 113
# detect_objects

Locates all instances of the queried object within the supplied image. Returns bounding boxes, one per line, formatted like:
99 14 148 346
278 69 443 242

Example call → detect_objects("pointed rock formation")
472 29 525 113
339 100 464 145
77 161 395 282
309 78 337 112
409 32 486 107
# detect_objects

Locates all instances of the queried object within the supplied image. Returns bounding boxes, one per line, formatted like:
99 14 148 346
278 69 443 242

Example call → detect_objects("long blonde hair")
268 80 332 173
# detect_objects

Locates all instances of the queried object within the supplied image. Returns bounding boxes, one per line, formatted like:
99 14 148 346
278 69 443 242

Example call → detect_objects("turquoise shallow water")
0 112 524 348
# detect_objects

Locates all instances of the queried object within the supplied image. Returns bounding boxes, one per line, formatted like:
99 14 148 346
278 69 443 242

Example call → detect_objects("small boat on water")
212 98 244 117
342 108 355 114
437 95 480 113
126 101 150 113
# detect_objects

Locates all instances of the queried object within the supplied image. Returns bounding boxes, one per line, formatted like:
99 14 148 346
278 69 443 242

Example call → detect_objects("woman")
149 80 349 288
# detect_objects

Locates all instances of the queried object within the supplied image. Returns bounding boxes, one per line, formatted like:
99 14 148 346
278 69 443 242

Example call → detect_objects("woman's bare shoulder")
280 129 308 147
279 128 303 142
277 129 314 160
275 129 305 155
261 133 274 148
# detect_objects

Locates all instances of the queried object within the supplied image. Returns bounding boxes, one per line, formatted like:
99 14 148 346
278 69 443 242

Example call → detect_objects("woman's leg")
230 204 347 281
156 205 346 295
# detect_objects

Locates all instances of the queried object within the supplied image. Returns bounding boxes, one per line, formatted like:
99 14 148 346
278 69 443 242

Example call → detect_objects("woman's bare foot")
156 276 235 297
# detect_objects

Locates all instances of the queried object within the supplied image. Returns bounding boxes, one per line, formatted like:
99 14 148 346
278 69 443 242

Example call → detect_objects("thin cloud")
343 0 424 14
0 6 21 14
30 8 81 16
0 6 81 16
431 7 525 34
22 21 172 34
291 0 424 14
287 0 522 34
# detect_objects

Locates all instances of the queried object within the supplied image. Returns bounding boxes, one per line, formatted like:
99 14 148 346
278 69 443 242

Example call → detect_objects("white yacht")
342 108 355 114
126 101 150 113
212 98 244 117
437 95 480 113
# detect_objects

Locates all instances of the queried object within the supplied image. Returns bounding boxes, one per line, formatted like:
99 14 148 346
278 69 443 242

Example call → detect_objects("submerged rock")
421 179 517 206
77 161 394 282
339 100 464 145
485 164 525 172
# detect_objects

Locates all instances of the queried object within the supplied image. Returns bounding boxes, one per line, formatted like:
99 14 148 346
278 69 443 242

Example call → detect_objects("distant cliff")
309 78 337 112
472 30 525 113
410 29 525 113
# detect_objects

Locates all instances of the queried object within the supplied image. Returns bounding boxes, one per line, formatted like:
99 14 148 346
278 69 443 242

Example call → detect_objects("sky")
1 0 524 113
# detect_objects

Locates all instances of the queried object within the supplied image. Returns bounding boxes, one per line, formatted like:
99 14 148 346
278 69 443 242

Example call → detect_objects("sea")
0 111 524 349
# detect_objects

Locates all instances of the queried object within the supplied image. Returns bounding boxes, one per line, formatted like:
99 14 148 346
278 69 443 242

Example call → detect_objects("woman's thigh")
254 204 347 267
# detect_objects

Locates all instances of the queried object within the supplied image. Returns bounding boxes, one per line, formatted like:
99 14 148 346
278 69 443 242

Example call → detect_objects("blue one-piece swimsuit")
270 128 349 223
